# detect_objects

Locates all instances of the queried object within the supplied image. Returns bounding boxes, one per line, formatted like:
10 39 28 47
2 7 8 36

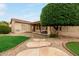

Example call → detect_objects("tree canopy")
0 21 9 26
40 3 79 26
0 21 11 34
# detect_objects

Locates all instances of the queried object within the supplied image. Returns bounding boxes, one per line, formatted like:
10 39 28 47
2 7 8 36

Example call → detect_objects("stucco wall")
11 20 15 33
59 26 79 38
11 22 32 33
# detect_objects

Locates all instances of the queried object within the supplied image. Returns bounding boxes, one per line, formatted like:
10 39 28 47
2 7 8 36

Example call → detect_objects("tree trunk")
53 26 59 37
54 26 62 37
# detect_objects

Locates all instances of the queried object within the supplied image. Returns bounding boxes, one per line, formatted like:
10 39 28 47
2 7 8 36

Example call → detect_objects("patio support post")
47 26 51 35
39 25 41 33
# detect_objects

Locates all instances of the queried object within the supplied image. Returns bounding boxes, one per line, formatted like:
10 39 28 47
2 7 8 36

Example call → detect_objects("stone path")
47 37 79 56
0 33 79 56
17 47 69 56
16 38 71 56
26 41 52 48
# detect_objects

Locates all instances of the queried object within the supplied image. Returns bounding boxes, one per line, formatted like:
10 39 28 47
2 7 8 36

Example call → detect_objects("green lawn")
0 36 29 52
66 42 79 55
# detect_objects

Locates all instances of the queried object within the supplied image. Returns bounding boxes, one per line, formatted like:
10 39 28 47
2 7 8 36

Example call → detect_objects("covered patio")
31 21 54 35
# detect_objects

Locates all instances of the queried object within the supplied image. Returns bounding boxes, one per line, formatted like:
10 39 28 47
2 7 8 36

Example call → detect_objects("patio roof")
31 21 40 25
10 18 40 25
10 18 33 24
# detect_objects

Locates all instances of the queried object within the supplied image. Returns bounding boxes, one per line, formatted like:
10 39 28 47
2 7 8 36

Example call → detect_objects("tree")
0 25 11 34
0 21 9 26
0 21 11 34
40 3 79 36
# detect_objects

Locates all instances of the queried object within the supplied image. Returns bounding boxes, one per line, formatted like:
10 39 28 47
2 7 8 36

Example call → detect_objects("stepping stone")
16 47 69 56
26 41 52 48
32 39 46 42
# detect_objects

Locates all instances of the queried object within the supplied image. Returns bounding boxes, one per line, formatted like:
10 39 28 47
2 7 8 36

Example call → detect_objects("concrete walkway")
17 47 69 56
14 37 69 56
0 33 79 56
26 41 52 48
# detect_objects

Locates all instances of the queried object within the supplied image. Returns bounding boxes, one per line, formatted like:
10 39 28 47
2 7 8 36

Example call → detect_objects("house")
10 18 48 34
10 18 32 33
10 18 79 38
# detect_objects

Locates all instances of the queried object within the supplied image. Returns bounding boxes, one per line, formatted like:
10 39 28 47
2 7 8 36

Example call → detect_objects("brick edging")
62 41 78 56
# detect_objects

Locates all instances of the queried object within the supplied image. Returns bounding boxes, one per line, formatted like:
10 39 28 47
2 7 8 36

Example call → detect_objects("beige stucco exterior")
59 26 79 37
11 20 32 33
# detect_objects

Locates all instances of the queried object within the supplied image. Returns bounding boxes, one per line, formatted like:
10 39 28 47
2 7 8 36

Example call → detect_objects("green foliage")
0 36 29 52
40 3 79 26
0 21 11 34
49 34 58 38
0 25 11 34
66 42 79 55
0 21 9 26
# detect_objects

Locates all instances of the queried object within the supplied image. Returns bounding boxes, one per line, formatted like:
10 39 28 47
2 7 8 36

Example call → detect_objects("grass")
66 42 79 55
0 36 29 52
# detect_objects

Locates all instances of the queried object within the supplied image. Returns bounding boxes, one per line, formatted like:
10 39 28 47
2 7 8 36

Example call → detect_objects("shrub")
0 25 11 34
49 34 58 38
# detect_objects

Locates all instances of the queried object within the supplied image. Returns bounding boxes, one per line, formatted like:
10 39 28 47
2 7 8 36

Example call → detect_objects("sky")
0 3 46 22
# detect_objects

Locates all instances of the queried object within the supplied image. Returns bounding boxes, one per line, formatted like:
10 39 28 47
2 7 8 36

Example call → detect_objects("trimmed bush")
0 25 11 34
